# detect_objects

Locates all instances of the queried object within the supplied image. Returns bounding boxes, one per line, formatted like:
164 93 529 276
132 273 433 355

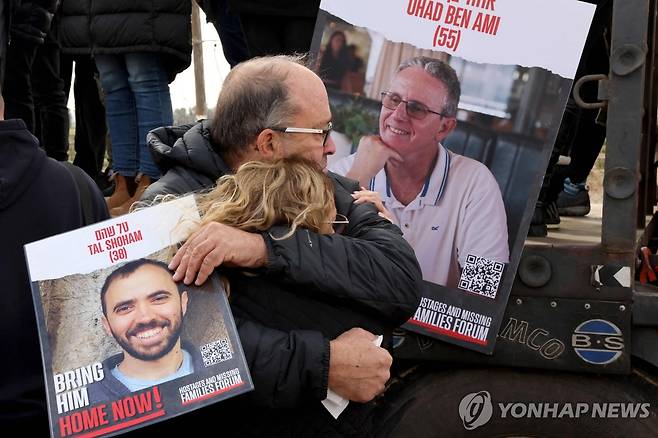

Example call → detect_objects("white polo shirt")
330 144 509 288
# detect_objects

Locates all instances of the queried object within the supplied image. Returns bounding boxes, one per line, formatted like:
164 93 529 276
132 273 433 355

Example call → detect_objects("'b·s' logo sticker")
572 319 624 365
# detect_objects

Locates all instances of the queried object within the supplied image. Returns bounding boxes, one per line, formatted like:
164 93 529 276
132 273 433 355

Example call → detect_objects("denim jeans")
95 53 173 178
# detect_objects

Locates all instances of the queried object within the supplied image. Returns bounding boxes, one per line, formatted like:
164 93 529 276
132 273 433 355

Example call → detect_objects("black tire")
379 365 658 438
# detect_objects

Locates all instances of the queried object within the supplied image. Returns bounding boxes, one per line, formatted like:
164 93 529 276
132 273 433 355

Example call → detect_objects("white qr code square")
200 339 232 367
458 254 504 299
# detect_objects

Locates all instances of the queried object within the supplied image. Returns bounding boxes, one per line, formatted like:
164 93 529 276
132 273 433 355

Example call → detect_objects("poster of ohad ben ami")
312 0 595 353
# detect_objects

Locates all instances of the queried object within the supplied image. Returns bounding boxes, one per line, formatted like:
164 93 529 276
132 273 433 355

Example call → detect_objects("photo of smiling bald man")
89 258 203 403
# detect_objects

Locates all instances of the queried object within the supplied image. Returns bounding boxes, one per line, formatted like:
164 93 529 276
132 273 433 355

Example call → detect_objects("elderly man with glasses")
330 56 509 289
141 55 422 436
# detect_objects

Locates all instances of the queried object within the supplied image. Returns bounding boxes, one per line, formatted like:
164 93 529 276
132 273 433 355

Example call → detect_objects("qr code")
458 254 504 299
200 339 232 367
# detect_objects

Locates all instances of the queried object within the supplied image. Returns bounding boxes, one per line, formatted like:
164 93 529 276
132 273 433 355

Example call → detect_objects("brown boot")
105 174 137 210
110 174 153 217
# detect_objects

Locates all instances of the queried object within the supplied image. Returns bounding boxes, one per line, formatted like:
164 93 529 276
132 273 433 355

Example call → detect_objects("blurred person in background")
2 0 58 128
0 13 109 424
317 30 350 91
58 0 192 216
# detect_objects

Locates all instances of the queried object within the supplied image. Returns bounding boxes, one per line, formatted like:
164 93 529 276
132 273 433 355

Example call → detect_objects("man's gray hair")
210 55 309 162
397 56 461 117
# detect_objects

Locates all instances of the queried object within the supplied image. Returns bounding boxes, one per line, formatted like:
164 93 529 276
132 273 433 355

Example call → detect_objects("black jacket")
10 0 58 44
0 119 108 431
58 0 191 80
227 0 320 18
144 122 423 409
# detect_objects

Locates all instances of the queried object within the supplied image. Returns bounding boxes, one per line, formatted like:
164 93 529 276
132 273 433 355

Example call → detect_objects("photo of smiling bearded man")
88 258 203 402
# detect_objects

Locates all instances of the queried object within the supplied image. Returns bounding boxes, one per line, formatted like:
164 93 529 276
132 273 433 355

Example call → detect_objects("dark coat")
0 119 108 431
58 0 191 80
143 121 423 405
227 0 320 17
10 0 59 44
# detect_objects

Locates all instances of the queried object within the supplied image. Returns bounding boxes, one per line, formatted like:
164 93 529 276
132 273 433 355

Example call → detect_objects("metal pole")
601 0 649 254
191 1 207 120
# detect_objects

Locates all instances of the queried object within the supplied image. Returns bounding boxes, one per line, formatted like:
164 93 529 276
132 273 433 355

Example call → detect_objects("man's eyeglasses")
270 122 333 147
381 91 448 120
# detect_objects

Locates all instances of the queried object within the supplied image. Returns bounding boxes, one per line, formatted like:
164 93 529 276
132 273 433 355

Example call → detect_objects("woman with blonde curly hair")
181 156 391 342
195 156 344 240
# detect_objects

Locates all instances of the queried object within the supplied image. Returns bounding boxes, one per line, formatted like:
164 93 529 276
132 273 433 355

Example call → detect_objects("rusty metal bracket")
573 74 609 109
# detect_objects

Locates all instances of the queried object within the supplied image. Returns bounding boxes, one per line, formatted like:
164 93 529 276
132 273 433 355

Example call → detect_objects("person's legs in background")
95 52 170 216
32 24 69 162
555 3 611 217
124 52 170 183
529 0 611 235
3 35 38 129
95 54 139 212
528 99 578 237
3 0 57 131
97 52 171 216
556 106 606 216
75 57 110 181
62 55 109 187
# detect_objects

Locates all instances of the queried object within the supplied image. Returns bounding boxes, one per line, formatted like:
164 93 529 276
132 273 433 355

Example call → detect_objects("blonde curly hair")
195 157 336 239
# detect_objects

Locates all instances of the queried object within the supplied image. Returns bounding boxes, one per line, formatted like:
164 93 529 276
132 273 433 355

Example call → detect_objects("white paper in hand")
321 335 384 419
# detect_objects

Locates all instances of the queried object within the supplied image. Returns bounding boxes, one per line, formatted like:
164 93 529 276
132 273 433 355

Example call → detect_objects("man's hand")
169 222 267 285
346 136 403 187
352 188 394 222
328 328 392 403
